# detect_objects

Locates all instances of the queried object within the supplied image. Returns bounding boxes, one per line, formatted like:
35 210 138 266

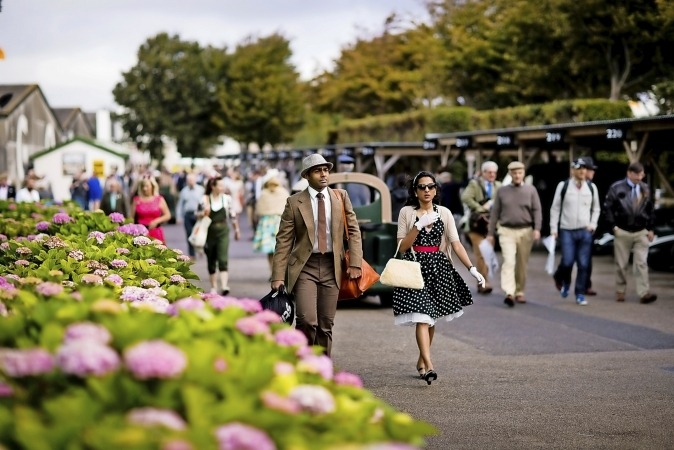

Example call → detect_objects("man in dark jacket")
604 162 657 303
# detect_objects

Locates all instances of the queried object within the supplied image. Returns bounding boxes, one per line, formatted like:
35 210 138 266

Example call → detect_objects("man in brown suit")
271 154 363 356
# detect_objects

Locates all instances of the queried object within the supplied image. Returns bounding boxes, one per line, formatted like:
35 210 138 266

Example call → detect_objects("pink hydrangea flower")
35 281 64 297
124 340 187 379
162 440 194 450
87 231 106 244
93 269 109 277
238 299 263 314
145 258 156 265
298 354 333 380
254 310 282 324
177 254 191 262
141 278 160 288
207 296 241 310
68 250 84 261
169 274 186 284
14 260 30 267
110 259 128 268
81 274 103 285
261 391 300 415
0 234 7 241
167 298 205 316
109 212 125 223
118 223 148 236
0 242 9 251
56 341 120 377
235 317 270 336
288 385 336 414
127 407 187 430
274 329 308 348
44 236 67 249
130 297 170 313
52 212 72 224
0 348 55 377
333 371 364 388
16 246 32 255
36 221 50 231
116 247 130 255
214 422 276 450
214 357 227 373
274 361 295 376
0 381 13 397
64 322 111 344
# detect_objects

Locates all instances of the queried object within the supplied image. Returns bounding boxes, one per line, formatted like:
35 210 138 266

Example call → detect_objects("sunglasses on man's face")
416 183 437 191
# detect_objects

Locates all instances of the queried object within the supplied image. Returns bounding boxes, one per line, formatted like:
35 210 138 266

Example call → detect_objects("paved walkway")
164 221 674 449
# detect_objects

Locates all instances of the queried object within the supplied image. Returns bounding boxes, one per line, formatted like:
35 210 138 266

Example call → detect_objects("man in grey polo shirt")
487 161 542 307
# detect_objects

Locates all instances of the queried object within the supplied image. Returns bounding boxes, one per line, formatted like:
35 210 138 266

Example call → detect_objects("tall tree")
217 33 304 149
113 33 225 160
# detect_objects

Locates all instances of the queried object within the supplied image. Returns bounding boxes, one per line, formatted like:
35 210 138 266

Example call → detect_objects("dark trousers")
183 211 198 256
554 229 593 296
294 253 339 356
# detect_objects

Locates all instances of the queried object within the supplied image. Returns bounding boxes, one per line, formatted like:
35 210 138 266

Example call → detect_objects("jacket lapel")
298 190 315 246
329 188 344 245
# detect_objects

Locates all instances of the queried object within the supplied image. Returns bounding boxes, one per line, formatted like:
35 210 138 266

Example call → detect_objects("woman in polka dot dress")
393 171 486 385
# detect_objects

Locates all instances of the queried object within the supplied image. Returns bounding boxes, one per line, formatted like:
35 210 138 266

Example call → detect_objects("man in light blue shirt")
176 173 205 257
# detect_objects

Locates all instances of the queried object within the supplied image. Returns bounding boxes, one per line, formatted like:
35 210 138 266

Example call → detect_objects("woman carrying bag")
202 176 240 295
394 171 485 385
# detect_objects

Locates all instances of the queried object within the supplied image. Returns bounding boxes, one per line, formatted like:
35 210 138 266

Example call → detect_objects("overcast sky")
0 0 428 111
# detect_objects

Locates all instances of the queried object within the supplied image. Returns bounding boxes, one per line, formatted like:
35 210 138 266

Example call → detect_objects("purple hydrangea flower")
333 371 364 388
93 269 109 277
81 274 103 285
52 212 72 224
141 278 160 288
0 242 9 251
110 259 128 269
56 341 120 377
116 247 130 255
238 299 263 314
235 317 270 336
261 391 301 415
87 231 106 244
117 223 148 236
14 260 30 267
124 340 187 379
214 422 276 450
35 282 64 297
288 385 336 415
133 236 152 246
109 212 125 223
105 274 124 286
0 348 55 377
36 221 50 231
167 298 205 316
274 329 309 348
44 236 67 249
169 274 186 284
207 296 241 310
130 297 170 313
64 322 111 344
254 310 282 324
4 274 20 282
127 407 187 430
0 234 7 241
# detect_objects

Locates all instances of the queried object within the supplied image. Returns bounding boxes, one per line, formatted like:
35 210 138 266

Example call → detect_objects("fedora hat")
301 154 333 177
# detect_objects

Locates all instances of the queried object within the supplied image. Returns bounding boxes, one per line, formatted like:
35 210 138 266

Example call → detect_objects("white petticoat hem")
394 310 464 327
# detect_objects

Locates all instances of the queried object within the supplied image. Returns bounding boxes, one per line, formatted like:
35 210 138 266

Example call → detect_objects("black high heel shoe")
417 367 426 379
424 370 437 385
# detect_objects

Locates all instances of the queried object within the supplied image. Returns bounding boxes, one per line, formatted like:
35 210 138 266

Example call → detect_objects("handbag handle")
393 239 417 261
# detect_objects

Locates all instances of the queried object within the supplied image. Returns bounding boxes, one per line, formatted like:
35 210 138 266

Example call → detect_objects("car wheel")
379 292 394 308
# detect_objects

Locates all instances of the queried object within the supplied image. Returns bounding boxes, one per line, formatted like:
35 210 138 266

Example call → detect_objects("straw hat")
301 154 333 177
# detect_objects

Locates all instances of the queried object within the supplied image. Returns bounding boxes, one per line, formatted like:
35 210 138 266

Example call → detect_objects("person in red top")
132 177 171 242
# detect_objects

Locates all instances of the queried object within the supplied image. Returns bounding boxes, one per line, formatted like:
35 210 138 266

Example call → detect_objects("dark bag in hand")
260 286 295 324
469 211 490 235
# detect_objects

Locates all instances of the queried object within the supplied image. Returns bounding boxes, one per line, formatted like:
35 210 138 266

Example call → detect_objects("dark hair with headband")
405 171 439 209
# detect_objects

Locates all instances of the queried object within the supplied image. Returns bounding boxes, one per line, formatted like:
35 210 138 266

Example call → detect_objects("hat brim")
301 162 333 177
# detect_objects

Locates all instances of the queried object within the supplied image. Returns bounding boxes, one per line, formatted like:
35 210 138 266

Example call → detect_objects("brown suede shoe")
515 294 526 303
640 293 657 304
616 292 625 302
478 286 493 294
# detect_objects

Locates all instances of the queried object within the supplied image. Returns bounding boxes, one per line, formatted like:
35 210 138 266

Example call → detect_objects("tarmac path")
164 219 674 449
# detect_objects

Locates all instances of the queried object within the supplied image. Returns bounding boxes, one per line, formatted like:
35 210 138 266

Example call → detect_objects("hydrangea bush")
0 203 435 449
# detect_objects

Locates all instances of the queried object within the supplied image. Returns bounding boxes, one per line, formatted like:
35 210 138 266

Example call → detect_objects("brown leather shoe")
586 289 597 296
640 293 657 304
515 294 526 303
504 295 515 307
616 292 625 302
478 286 493 294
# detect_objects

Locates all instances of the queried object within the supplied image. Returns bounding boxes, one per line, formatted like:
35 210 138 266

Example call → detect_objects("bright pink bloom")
124 340 187 379
235 317 270 336
214 422 276 450
127 407 187 430
0 348 55 377
56 341 120 377
333 371 364 388
261 391 300 415
64 322 111 344
36 281 64 297
254 310 282 324
298 354 333 380
274 329 308 348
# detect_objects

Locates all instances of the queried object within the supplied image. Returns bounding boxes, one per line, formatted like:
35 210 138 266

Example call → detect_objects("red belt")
413 245 440 252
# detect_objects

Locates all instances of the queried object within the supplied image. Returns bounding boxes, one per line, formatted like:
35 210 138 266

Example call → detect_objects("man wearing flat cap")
271 154 363 356
487 161 542 307
549 158 601 306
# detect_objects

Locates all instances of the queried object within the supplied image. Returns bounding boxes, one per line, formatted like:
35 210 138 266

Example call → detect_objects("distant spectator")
100 178 129 218
0 173 16 201
16 177 40 203
391 173 409 220
70 171 89 209
338 155 369 206
88 174 103 211
438 171 463 221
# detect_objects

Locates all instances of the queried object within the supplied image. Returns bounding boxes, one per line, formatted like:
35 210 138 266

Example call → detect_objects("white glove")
469 266 486 288
415 211 440 230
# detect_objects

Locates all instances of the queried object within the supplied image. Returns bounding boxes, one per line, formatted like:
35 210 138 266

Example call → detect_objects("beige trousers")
497 226 534 297
467 231 490 286
613 228 650 297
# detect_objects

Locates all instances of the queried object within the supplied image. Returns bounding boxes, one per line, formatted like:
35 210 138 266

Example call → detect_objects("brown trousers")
294 253 339 356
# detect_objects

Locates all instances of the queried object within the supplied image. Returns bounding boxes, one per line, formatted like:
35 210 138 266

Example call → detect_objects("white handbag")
379 241 424 290
188 216 212 249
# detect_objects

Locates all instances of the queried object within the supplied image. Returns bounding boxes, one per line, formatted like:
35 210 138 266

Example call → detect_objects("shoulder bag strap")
334 189 349 242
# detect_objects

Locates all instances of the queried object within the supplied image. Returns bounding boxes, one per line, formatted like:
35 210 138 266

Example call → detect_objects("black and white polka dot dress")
393 207 473 326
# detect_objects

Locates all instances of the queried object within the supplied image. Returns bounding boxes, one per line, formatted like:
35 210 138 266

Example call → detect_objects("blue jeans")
555 229 593 296
183 212 198 257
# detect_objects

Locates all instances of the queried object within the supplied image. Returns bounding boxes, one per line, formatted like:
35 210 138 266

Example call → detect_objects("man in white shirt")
15 177 40 203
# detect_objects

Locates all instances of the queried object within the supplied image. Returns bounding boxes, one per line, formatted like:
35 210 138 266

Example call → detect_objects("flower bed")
0 204 435 449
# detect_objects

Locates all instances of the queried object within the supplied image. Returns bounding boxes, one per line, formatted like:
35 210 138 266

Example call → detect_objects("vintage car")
329 172 397 306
